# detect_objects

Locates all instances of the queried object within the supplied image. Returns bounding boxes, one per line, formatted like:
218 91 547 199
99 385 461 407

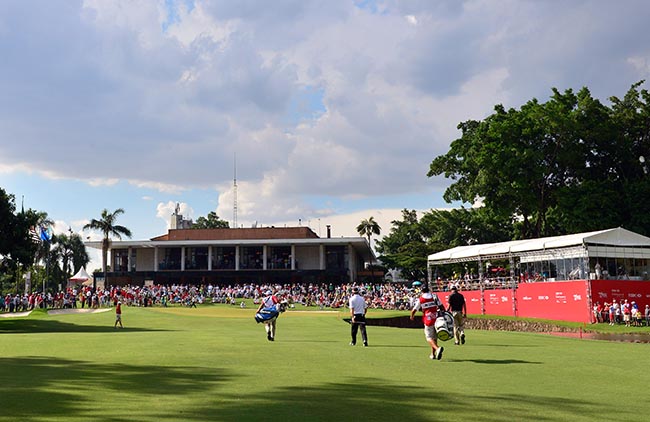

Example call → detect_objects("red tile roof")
151 226 320 241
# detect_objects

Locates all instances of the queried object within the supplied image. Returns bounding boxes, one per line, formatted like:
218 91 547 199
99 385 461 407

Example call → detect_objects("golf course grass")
1 304 648 421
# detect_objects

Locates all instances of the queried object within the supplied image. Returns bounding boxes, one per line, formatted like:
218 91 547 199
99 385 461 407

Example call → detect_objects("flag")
39 226 52 242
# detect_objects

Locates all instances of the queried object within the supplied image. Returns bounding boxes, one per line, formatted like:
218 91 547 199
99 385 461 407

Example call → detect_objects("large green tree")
51 231 89 286
0 188 42 292
428 82 650 239
377 208 513 280
375 210 431 281
83 208 132 290
192 211 229 229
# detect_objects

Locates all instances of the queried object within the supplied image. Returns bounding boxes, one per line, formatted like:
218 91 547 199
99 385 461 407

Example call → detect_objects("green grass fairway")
1 306 648 422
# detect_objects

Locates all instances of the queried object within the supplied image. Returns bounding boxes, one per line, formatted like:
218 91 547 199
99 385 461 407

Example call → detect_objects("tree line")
0 187 89 293
0 188 234 294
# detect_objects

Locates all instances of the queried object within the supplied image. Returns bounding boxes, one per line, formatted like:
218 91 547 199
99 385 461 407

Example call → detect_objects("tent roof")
70 267 92 282
427 227 650 264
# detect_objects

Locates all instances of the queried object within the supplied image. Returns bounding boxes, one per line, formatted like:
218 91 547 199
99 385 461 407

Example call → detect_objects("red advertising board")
483 289 516 316
462 290 483 315
590 279 650 310
449 280 650 323
516 281 590 323
437 290 483 315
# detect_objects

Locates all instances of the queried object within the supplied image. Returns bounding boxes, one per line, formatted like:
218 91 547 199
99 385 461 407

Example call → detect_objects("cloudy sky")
2 0 650 271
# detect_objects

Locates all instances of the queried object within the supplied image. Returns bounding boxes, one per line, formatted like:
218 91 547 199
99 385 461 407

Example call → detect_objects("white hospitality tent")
69 267 93 286
427 227 650 283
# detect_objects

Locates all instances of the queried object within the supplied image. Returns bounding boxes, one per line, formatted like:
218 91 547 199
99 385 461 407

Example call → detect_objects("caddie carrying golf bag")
254 302 287 323
434 311 454 341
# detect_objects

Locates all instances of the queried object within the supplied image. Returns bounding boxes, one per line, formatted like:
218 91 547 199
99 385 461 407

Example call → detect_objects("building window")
113 249 129 272
213 246 235 270
269 246 291 269
130 249 137 272
326 245 348 270
186 247 208 270
240 246 263 269
160 247 181 270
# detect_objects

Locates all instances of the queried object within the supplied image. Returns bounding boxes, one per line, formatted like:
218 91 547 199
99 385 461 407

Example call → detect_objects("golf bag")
254 302 287 324
434 311 454 341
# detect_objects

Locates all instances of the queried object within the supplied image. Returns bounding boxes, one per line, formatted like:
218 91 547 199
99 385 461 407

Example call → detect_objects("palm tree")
83 208 132 290
356 217 381 282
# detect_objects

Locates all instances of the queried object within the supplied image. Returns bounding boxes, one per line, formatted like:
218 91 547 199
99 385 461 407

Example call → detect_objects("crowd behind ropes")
0 273 557 315
4 280 650 326
1 281 438 313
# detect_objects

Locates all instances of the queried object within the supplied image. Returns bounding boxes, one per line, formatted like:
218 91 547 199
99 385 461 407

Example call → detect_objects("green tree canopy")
428 81 650 239
0 188 44 292
376 208 514 280
192 211 229 229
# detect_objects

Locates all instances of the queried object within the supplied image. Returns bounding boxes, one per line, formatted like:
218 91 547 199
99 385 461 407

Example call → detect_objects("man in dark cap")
447 286 467 345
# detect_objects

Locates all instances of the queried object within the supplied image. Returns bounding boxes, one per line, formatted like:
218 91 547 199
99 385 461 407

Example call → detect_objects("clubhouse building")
85 216 375 286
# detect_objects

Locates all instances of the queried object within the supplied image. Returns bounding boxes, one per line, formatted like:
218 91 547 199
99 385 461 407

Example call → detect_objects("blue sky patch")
285 85 326 126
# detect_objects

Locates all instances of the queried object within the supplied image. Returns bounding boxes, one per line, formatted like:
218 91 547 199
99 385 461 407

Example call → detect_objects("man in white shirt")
349 287 368 347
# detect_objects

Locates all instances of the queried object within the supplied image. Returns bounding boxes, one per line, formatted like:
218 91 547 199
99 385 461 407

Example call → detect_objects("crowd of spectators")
0 273 528 315
1 281 426 314
112 282 421 311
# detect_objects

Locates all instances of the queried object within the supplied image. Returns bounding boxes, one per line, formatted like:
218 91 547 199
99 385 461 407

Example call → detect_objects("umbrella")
411 281 422 287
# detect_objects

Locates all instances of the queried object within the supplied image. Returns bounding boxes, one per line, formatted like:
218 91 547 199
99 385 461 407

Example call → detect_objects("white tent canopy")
69 267 92 282
428 227 650 265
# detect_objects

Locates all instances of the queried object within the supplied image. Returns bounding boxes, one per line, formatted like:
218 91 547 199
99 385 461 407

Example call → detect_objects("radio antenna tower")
233 153 238 229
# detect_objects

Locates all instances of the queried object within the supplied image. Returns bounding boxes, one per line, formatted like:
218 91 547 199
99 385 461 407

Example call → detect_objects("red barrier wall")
437 290 484 315
462 290 483 315
451 280 650 323
515 281 591 323
590 279 650 310
484 289 516 316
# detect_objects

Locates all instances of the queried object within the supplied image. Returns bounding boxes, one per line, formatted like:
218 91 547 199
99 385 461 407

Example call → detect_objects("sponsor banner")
483 289 516 316
463 290 483 315
590 279 650 310
516 281 590 323
437 290 483 315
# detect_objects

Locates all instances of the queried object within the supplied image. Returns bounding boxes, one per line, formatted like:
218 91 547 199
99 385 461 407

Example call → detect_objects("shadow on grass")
185 377 607 421
449 358 541 364
0 362 606 421
0 357 231 418
0 318 168 334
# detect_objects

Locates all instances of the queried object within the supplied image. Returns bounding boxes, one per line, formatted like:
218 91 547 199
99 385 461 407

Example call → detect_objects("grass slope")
0 305 647 422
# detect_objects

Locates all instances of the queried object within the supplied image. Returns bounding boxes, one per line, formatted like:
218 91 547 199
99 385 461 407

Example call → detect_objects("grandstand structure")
428 227 650 284
427 227 650 323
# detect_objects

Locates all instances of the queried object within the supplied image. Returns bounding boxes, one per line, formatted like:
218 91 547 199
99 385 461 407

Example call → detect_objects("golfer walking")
447 286 467 345
349 287 368 347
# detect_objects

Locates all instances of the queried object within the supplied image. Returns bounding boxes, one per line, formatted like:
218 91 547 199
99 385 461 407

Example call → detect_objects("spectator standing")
447 286 467 345
349 287 368 347
410 286 445 360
